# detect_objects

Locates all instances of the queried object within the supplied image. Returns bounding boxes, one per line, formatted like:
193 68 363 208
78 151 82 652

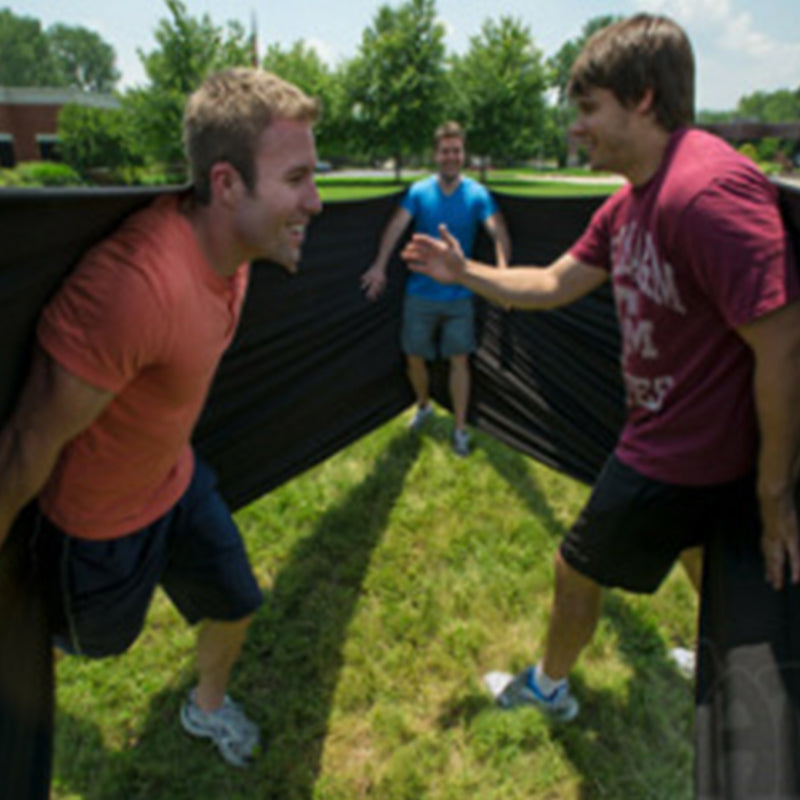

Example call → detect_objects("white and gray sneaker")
452 429 470 458
180 691 260 767
668 646 696 680
492 667 579 722
408 403 434 431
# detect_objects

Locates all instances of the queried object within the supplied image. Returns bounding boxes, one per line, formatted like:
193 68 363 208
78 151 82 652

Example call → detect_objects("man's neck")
181 195 244 279
625 126 674 187
437 173 462 195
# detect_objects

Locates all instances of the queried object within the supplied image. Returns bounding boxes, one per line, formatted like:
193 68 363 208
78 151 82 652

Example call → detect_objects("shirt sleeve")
676 169 799 328
37 238 170 393
477 186 499 222
569 194 620 271
399 186 417 217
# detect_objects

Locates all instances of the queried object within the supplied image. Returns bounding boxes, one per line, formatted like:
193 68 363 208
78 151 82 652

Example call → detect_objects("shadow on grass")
431 433 694 799
552 593 695 800
53 429 422 800
436 598 693 800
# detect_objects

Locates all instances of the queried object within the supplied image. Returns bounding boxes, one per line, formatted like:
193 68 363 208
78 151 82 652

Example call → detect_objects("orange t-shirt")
36 194 250 539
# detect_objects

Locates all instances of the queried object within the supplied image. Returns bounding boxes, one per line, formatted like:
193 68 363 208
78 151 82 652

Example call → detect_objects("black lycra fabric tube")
0 180 797 798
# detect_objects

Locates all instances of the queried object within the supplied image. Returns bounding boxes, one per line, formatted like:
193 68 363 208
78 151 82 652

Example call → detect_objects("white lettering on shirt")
612 222 686 413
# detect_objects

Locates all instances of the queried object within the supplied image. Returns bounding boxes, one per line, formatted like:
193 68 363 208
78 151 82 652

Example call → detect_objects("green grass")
315 170 621 202
52 410 697 800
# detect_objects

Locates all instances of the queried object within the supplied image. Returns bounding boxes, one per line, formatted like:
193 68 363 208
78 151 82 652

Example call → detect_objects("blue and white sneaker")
489 667 579 722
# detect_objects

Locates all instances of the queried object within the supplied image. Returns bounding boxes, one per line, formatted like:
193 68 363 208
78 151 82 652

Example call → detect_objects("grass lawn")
53 411 697 800
314 170 621 201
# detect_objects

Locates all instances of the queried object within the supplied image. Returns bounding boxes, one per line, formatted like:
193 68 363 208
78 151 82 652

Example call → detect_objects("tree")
0 10 119 91
545 15 621 166
261 41 350 161
448 16 547 179
58 103 141 178
46 23 120 92
736 88 800 123
0 9 63 87
347 0 447 179
124 0 253 171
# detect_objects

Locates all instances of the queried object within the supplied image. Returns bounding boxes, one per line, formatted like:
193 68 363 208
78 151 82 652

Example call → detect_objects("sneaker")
180 691 260 767
668 646 696 680
495 667 579 722
452 428 470 457
408 403 434 431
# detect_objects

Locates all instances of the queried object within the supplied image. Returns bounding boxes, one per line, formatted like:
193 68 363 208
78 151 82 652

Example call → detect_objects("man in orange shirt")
0 68 322 767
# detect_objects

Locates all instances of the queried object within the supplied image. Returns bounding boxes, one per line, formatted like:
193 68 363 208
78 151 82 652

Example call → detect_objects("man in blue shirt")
361 121 510 456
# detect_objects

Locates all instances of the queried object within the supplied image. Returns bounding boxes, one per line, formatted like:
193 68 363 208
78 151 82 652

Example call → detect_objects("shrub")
13 161 82 186
58 103 142 178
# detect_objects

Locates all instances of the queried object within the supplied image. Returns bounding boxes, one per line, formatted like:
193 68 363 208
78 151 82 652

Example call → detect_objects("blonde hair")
183 67 320 204
568 14 695 131
434 121 466 148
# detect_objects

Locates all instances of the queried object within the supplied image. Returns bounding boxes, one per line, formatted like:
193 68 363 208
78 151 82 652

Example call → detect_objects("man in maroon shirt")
402 14 800 783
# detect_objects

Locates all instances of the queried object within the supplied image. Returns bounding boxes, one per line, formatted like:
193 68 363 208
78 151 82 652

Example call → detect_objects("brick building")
0 87 118 167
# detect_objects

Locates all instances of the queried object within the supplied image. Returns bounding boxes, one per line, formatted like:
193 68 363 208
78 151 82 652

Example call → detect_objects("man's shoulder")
76 193 195 304
664 128 768 206
408 174 438 194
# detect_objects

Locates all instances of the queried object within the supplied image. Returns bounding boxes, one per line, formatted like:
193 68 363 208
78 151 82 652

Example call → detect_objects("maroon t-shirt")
570 128 798 485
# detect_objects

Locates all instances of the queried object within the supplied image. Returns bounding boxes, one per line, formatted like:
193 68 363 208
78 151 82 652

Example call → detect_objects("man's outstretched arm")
401 224 607 310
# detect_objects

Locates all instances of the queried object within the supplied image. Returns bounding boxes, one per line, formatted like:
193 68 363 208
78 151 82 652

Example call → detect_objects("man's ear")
208 162 243 207
635 87 656 116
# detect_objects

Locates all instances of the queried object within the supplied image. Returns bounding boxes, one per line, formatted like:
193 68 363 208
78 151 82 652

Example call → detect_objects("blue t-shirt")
401 175 498 301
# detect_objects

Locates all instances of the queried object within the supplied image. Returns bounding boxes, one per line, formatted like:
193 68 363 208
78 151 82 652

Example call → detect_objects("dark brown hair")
568 14 695 130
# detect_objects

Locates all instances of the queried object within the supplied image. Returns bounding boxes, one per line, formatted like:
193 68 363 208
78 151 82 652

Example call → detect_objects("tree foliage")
261 41 350 160
124 0 253 170
46 23 120 92
348 0 447 178
58 103 141 176
448 17 547 177
16 3 798 182
736 88 800 123
545 15 621 165
0 9 63 87
0 9 118 91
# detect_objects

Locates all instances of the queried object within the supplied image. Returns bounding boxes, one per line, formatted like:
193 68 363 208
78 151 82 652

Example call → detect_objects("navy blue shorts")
402 294 475 360
560 454 759 594
34 459 263 657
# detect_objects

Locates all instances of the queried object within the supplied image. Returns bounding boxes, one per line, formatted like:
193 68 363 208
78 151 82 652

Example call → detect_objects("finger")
768 550 785 590
788 538 800 585
401 243 427 262
437 224 459 249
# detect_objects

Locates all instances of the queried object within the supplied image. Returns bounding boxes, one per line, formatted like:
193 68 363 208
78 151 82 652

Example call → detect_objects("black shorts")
34 459 263 657
560 454 759 594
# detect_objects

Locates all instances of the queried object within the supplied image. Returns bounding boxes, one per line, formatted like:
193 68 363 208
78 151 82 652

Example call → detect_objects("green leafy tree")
736 88 800 122
261 41 350 161
124 0 253 171
347 0 447 179
448 16 547 179
58 103 141 178
46 23 120 92
0 9 63 86
545 15 621 166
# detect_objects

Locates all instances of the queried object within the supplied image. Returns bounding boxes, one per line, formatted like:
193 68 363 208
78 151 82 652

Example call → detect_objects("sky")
10 0 800 111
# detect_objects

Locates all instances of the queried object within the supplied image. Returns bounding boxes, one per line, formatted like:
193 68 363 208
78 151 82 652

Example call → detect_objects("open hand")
760 491 800 590
401 224 466 285
360 265 387 301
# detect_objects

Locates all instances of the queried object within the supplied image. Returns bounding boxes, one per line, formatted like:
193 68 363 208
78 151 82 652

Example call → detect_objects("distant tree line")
2 0 798 184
